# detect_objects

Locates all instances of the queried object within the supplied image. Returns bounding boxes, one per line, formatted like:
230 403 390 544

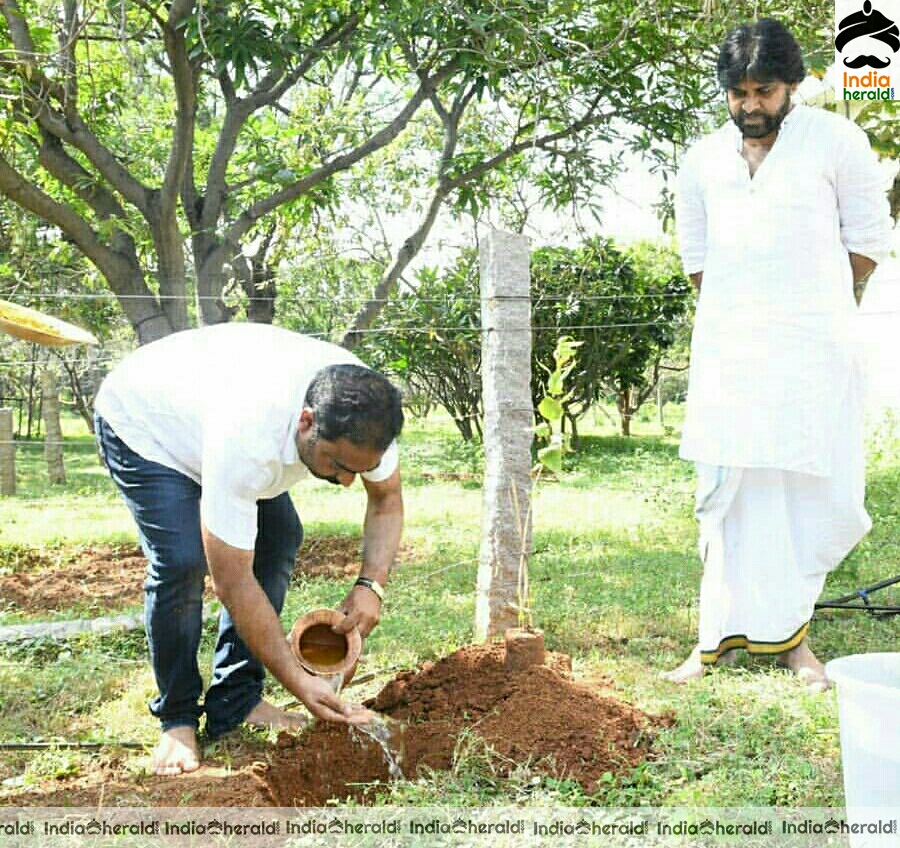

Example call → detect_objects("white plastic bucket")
825 653 900 847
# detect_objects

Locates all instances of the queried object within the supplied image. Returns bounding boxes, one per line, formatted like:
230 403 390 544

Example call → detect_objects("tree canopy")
0 0 836 345
531 238 691 437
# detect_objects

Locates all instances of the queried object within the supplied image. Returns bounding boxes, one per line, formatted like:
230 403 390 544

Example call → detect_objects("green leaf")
546 370 564 397
537 396 564 422
537 445 563 473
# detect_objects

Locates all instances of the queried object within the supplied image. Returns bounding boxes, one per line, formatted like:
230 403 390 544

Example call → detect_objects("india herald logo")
836 0 900 68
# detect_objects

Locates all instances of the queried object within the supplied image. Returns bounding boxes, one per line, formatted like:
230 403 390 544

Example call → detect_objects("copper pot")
288 608 362 691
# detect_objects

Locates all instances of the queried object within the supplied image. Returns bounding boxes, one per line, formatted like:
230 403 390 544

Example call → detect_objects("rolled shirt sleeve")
361 439 399 483
836 121 893 264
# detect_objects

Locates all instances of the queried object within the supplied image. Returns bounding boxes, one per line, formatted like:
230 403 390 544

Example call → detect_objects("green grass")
1 406 899 807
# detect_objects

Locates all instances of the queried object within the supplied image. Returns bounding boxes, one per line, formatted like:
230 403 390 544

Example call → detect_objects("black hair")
304 363 403 451
716 18 805 90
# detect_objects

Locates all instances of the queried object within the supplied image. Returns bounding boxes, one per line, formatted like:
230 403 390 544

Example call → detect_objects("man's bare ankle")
152 726 201 776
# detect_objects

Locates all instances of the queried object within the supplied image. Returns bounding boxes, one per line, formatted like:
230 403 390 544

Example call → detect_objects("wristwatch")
354 576 385 600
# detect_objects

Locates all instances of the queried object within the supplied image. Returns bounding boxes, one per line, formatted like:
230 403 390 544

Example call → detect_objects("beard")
731 93 792 139
297 435 342 485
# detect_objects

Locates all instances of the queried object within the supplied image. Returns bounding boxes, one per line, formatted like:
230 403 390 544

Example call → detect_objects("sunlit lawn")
1 404 899 806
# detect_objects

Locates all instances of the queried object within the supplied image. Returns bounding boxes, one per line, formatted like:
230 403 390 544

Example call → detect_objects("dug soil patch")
1 541 661 806
1 643 664 807
0 537 415 619
0 545 148 616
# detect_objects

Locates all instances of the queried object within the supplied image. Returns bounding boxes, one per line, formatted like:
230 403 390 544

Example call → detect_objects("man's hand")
849 252 876 306
689 271 703 293
336 584 381 639
202 525 372 724
295 665 374 724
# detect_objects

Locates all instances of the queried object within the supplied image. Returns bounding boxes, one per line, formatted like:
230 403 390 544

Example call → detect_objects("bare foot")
777 640 831 691
660 646 737 684
660 646 705 683
151 726 201 776
245 699 310 731
718 649 739 667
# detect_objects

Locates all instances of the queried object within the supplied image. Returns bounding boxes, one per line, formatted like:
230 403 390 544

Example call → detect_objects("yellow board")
0 299 98 347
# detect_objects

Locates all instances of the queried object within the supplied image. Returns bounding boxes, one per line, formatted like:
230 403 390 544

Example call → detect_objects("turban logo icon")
836 0 900 68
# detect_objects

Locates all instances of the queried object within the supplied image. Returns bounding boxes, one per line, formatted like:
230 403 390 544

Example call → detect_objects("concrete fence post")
41 369 66 485
474 230 534 641
0 408 15 496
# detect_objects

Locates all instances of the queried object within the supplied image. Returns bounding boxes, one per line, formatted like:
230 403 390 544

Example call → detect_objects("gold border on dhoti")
699 622 809 665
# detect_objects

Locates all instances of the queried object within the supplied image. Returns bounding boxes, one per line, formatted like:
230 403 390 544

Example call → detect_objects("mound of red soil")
0 543 661 808
260 642 661 806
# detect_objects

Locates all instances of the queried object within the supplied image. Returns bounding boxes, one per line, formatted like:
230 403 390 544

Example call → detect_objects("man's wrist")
354 576 385 601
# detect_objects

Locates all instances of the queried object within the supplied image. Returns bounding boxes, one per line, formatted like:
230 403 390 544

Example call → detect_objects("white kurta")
676 105 890 475
95 324 400 551
675 105 892 658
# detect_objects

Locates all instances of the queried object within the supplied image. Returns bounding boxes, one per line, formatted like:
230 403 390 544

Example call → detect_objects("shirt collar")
284 411 302 465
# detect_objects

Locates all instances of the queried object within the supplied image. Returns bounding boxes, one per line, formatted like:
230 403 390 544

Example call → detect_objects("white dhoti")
694 373 870 663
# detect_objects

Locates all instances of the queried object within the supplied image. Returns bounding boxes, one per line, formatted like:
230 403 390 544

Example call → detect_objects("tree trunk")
241 266 277 324
235 228 277 324
41 369 66 485
618 388 632 437
25 349 37 438
453 415 475 442
0 408 15 496
657 376 664 428
565 412 580 451
193 234 235 326
108 263 178 344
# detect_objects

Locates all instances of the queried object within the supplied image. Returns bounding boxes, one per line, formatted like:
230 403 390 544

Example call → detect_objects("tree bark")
234 231 277 324
618 388 632 436
889 171 900 223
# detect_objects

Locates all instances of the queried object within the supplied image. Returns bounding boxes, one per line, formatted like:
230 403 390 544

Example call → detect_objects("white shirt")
675 105 892 474
95 323 400 549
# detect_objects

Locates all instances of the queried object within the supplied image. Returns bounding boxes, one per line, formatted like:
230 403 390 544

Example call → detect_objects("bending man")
95 323 404 773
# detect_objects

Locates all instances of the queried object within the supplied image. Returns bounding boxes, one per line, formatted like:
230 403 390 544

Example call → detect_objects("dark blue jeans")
94 414 303 738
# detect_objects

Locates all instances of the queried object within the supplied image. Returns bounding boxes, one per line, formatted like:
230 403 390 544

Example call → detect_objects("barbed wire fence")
1 266 899 474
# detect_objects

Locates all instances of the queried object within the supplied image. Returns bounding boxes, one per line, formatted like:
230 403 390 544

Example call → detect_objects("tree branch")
1 0 155 216
195 12 363 236
160 1 197 222
445 94 610 195
341 71 471 349
221 56 462 251
0 153 128 283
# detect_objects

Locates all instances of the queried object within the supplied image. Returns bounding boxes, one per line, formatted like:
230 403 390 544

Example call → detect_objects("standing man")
664 19 892 687
94 322 404 774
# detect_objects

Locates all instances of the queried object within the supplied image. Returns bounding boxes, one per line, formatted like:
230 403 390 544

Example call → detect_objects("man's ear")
297 408 315 435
